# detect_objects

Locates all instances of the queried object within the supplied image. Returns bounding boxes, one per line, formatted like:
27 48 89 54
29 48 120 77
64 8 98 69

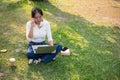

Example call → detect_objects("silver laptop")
32 45 57 54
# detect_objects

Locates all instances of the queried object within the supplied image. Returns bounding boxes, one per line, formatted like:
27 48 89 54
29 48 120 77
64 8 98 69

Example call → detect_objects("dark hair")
31 7 43 18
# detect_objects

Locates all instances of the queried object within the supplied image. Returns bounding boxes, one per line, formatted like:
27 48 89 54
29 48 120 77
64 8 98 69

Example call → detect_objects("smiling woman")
26 7 62 64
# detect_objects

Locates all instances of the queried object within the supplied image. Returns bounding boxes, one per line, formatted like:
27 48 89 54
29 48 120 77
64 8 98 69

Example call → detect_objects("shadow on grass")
0 0 26 12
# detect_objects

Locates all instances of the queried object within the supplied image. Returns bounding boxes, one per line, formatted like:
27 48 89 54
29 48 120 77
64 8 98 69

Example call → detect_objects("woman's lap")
26 42 62 62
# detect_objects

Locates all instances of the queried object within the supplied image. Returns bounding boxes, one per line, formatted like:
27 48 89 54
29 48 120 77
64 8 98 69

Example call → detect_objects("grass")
0 0 120 80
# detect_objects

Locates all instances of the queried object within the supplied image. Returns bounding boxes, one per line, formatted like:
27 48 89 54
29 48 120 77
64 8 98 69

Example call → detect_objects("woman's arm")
48 40 54 46
46 22 53 45
28 19 35 38
49 40 56 53
28 26 34 38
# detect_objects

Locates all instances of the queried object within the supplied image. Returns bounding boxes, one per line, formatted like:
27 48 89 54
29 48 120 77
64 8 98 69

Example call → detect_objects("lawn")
0 0 120 80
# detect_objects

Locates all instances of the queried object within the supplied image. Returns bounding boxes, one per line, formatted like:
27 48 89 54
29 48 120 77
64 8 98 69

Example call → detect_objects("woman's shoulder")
42 20 50 25
26 20 31 25
26 21 31 28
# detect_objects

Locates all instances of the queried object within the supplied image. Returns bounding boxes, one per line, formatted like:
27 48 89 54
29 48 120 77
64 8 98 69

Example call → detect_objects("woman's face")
34 12 43 24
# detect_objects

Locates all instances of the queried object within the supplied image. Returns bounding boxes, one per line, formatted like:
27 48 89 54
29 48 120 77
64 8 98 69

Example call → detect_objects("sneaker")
53 56 58 60
62 47 68 51
38 58 42 62
33 60 38 64
33 58 42 64
28 59 33 65
61 48 70 56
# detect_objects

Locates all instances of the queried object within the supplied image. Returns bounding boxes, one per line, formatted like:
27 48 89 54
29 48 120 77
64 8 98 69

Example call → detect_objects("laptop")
32 45 57 54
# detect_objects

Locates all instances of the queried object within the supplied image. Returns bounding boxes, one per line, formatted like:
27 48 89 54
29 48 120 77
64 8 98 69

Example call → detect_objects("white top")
26 20 53 42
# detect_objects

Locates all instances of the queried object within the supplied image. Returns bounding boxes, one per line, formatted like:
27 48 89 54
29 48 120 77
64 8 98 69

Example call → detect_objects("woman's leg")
42 44 62 63
26 44 45 60
26 44 35 59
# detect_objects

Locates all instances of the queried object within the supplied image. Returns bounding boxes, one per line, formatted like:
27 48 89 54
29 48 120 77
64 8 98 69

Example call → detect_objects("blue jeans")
26 41 62 63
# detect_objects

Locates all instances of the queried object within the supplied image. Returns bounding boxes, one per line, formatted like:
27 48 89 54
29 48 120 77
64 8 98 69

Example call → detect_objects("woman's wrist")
49 40 54 46
49 43 53 46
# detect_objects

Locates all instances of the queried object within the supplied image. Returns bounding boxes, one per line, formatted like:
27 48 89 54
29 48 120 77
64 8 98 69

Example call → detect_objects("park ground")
0 0 120 80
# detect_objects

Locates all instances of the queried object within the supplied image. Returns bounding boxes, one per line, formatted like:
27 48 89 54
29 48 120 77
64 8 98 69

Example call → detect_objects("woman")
26 7 62 64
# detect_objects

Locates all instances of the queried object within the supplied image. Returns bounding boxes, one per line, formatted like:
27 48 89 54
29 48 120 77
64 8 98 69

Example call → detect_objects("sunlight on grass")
106 36 116 43
10 23 25 33
70 74 80 80
102 34 117 43
10 23 25 34
22 4 33 12
104 50 113 55
97 50 113 55
55 25 89 49
7 33 24 44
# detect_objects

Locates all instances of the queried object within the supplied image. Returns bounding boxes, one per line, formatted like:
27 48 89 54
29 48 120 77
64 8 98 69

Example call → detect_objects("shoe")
33 60 38 64
28 59 33 65
61 48 70 56
62 47 68 51
33 58 42 64
53 56 58 60
38 58 42 62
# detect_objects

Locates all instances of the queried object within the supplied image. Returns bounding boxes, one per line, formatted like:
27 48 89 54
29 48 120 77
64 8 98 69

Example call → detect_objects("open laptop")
32 45 57 54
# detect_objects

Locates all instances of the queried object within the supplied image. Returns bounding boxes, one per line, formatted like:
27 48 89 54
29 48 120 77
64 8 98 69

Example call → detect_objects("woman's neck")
35 22 41 28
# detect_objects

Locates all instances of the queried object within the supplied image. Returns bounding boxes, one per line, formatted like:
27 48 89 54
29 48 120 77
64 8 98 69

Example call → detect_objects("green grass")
0 0 120 80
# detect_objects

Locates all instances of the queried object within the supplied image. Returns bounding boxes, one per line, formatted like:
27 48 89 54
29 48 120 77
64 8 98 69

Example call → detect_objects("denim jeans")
26 41 62 63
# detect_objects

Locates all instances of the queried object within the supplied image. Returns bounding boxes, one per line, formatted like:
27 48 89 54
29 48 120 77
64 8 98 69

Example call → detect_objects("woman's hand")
31 18 35 27
51 50 56 54
48 40 54 46
49 41 56 53
28 18 35 38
